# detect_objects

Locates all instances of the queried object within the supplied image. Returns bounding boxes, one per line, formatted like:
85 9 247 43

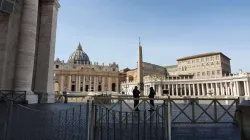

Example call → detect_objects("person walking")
133 86 140 111
63 88 68 104
148 87 156 111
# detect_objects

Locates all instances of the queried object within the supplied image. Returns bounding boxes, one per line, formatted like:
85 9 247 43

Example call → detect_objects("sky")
55 0 250 73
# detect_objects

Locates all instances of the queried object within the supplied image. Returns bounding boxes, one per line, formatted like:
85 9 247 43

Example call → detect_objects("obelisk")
138 38 144 95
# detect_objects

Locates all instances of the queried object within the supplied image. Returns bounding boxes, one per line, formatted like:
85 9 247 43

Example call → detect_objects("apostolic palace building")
120 44 250 99
54 42 250 99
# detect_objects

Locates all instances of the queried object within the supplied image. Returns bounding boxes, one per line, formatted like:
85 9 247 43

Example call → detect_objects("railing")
0 90 27 104
90 96 240 140
1 100 91 140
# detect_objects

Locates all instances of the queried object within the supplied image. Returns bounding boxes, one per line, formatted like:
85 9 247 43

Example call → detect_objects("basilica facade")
54 43 119 93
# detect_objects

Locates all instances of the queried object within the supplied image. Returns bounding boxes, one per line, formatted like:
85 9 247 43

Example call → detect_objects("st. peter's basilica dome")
68 43 90 64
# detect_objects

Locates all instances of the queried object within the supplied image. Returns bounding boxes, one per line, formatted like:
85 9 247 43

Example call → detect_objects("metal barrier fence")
1 101 91 140
0 95 241 140
90 96 240 140
0 90 27 104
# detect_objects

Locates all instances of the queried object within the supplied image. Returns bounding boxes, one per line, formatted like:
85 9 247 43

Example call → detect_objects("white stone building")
54 43 120 93
120 47 250 98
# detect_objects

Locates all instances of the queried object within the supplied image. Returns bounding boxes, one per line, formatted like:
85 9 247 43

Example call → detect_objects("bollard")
237 100 250 140
3 100 13 140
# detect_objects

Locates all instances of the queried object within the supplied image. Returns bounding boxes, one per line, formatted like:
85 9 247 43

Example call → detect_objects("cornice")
41 0 61 9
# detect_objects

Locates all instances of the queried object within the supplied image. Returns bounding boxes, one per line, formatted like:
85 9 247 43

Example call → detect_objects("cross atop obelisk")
138 37 144 95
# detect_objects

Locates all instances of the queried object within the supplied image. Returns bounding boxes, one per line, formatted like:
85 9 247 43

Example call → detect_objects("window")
113 68 116 71
217 70 220 75
202 72 205 76
56 65 59 68
207 71 210 76
192 60 195 63
216 55 219 60
197 72 200 76
212 71 215 75
201 58 204 62
196 59 199 63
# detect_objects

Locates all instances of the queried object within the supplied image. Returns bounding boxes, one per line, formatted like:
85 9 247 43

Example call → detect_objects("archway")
112 83 116 92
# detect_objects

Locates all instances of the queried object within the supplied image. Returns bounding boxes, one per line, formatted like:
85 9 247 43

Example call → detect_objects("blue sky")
55 0 250 73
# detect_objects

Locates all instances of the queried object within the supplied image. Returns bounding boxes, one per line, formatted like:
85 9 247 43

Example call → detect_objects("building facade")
177 52 231 78
120 47 250 98
0 0 60 104
54 43 120 93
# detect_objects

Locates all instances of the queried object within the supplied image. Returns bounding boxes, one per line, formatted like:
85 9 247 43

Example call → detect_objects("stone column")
188 84 191 96
13 0 39 104
220 83 224 96
215 83 218 96
184 84 187 96
102 77 105 92
235 82 238 96
60 75 64 92
159 84 163 96
230 82 233 96
93 76 96 92
244 81 249 96
193 84 196 96
33 0 60 103
116 77 119 92
79 75 81 91
172 84 174 95
225 82 228 96
0 0 23 90
83 76 86 92
197 83 200 96
201 83 205 96
0 14 9 90
68 75 71 92
233 82 237 97
90 76 92 91
246 81 250 96
76 75 79 91
206 83 209 94
108 77 112 92
175 84 178 96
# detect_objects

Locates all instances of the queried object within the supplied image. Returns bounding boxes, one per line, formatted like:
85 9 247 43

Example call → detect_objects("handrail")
0 90 27 103
93 96 239 100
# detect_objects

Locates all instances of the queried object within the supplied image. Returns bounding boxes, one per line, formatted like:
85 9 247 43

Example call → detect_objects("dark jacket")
148 90 156 98
133 89 140 98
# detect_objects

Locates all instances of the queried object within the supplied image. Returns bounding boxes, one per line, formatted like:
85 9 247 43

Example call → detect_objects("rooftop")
177 52 231 61
165 65 178 68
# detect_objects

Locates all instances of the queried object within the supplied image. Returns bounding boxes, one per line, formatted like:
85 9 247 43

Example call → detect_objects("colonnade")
58 75 119 93
144 80 249 97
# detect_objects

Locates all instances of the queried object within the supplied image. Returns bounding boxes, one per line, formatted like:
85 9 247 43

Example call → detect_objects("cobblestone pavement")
0 102 240 140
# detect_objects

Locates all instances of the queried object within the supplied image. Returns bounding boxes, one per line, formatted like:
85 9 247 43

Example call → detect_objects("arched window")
112 83 116 92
